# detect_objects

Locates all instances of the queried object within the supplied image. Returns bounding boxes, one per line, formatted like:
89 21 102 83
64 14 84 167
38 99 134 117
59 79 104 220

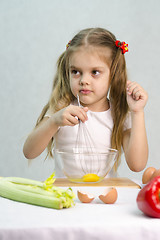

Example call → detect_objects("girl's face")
69 46 111 112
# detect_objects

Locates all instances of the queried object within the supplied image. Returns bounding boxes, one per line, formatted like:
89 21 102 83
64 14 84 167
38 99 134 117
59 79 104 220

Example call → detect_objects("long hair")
36 28 129 169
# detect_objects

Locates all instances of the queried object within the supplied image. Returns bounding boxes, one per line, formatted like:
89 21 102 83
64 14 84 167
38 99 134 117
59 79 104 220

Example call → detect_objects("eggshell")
142 167 156 184
99 187 118 204
77 190 95 203
150 169 160 180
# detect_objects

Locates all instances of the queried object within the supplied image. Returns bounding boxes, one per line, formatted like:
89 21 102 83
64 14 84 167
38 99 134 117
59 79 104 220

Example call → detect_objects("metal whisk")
75 94 100 175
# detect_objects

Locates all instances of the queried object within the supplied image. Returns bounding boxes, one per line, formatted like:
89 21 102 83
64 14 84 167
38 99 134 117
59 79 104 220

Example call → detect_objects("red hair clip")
115 40 128 54
66 40 71 50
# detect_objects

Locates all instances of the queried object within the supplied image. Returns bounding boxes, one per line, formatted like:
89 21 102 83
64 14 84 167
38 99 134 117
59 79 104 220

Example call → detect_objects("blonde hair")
36 28 129 170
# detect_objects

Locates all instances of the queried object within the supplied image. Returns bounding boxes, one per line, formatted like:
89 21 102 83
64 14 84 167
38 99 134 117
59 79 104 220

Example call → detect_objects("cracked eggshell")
99 187 118 204
77 190 95 203
142 167 156 184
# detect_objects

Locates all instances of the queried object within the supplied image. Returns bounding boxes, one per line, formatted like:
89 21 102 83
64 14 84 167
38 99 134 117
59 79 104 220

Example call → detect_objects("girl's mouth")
80 89 91 94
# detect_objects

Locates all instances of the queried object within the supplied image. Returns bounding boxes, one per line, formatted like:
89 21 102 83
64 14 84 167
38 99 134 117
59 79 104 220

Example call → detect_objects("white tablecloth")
0 186 159 240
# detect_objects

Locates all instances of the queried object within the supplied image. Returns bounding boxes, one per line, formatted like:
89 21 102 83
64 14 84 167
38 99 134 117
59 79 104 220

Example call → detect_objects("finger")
126 82 134 94
127 81 139 89
127 82 141 95
83 107 89 112
66 115 79 126
76 111 88 122
126 80 132 86
71 106 88 122
135 89 148 101
126 80 134 87
78 108 88 121
132 86 142 95
133 90 142 101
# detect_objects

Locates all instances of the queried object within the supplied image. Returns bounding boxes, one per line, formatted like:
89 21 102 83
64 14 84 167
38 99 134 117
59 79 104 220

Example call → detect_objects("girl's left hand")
126 80 148 112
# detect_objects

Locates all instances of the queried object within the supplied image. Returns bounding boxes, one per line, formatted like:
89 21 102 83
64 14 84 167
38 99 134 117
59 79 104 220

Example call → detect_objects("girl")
23 28 148 177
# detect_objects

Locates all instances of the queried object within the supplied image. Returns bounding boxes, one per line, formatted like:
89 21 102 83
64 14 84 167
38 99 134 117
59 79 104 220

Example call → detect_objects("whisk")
75 94 101 176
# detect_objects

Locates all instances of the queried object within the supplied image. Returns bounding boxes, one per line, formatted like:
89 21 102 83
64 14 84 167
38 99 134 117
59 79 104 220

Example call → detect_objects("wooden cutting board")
54 177 141 188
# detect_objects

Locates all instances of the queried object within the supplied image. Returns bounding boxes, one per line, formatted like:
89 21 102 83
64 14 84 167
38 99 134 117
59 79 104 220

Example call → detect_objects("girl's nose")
80 74 90 85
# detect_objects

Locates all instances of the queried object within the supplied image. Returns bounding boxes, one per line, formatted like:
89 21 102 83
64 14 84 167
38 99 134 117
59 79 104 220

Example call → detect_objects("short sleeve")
123 112 132 131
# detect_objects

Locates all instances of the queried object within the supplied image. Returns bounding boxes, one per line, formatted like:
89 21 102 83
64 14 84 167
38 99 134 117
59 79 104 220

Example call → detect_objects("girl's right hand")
51 105 88 127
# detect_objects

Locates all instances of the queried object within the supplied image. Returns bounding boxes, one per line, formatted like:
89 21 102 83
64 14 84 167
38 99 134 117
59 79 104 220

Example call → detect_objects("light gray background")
0 0 160 181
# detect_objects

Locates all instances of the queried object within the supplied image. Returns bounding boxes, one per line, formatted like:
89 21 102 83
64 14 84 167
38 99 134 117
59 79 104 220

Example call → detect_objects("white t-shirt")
45 101 131 178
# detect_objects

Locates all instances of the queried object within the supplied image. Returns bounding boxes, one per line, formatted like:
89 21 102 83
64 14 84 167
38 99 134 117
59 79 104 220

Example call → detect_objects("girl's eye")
92 70 100 76
71 70 80 76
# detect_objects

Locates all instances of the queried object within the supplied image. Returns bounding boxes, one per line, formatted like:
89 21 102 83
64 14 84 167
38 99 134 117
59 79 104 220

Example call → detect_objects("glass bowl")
55 147 118 183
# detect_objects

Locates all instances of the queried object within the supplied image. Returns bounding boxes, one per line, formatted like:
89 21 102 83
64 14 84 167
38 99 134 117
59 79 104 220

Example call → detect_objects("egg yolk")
82 173 100 182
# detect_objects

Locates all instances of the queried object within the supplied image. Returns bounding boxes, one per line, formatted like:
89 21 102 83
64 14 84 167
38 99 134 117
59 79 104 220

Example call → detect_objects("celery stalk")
2 177 45 188
0 174 75 209
0 180 63 209
12 183 56 197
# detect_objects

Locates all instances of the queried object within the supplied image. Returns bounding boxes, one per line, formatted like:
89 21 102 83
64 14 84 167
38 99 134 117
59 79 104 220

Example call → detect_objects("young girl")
23 27 148 177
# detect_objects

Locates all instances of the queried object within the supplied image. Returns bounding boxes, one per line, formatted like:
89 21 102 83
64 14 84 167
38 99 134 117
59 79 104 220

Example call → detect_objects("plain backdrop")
0 0 160 181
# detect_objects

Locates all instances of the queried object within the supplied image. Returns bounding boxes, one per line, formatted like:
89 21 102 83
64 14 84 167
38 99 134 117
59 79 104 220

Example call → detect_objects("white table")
0 186 160 240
